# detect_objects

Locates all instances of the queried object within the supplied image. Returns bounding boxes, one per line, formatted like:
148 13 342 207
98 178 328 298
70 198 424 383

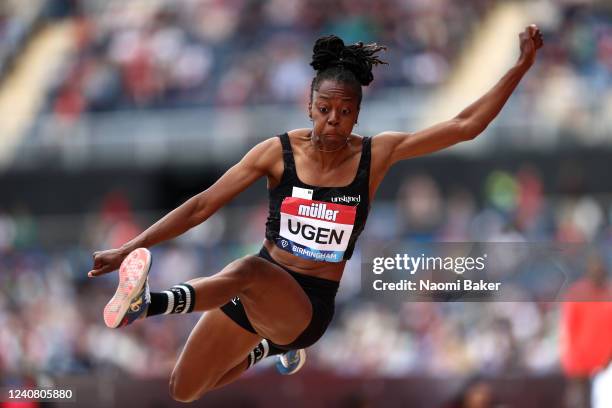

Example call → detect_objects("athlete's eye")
342 109 351 115
319 107 328 113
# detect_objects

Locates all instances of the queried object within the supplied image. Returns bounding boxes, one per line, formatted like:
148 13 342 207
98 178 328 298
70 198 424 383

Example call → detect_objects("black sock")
246 340 286 369
146 292 169 316
267 343 285 356
146 283 196 317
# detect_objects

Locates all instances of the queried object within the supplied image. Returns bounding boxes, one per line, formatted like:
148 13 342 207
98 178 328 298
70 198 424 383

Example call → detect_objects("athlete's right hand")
518 24 543 67
88 248 128 277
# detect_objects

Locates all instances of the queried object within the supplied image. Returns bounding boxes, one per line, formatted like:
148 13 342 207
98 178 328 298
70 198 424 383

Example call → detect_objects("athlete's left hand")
518 24 544 66
88 247 128 277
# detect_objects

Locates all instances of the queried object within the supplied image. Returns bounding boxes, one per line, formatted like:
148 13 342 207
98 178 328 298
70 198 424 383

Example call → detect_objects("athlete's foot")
275 349 306 375
103 248 152 328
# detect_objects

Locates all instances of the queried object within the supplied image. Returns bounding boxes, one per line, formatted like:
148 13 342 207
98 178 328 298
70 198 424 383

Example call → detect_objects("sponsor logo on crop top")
330 194 361 204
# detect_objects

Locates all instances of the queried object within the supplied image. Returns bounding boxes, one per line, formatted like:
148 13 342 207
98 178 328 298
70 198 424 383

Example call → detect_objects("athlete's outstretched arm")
374 24 543 165
88 138 279 276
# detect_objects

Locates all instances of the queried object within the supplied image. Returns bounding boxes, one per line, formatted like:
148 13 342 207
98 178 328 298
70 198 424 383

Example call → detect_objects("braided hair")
310 35 387 106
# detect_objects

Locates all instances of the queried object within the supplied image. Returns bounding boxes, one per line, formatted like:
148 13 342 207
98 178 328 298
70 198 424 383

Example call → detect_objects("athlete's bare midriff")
263 238 346 281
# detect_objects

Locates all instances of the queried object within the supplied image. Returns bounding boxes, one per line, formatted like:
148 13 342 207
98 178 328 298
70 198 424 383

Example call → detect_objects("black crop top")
265 132 371 262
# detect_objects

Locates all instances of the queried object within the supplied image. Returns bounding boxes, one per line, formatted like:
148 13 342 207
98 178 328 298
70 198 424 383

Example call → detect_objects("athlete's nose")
327 110 340 126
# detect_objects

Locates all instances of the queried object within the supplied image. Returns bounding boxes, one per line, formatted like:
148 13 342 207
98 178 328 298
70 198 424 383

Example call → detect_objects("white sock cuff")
261 339 270 359
175 284 192 314
248 351 255 369
163 291 174 315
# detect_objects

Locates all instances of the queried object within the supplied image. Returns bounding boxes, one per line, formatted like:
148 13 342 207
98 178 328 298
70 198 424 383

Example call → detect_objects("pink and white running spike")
103 248 152 328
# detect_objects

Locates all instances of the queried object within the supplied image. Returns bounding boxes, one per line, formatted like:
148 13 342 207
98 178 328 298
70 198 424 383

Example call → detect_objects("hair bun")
310 35 345 72
310 35 387 87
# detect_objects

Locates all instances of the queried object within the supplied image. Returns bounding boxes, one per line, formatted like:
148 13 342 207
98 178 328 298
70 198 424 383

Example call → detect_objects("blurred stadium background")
0 0 611 406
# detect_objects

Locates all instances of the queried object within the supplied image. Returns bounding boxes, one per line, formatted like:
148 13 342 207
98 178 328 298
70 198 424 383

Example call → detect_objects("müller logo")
298 203 340 221
331 195 361 204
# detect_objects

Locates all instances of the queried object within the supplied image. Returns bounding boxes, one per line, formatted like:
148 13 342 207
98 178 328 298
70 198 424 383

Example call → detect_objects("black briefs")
220 246 339 350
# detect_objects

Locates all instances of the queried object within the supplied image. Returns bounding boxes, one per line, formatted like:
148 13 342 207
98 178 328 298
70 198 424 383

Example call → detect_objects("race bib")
277 197 356 262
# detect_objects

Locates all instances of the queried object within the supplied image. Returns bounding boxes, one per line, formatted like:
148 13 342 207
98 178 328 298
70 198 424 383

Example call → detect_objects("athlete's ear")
307 101 312 120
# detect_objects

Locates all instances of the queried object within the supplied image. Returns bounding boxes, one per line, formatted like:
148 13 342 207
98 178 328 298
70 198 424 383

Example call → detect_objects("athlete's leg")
170 255 315 400
105 249 311 400
169 309 261 402
208 340 288 389
210 357 250 390
184 254 313 346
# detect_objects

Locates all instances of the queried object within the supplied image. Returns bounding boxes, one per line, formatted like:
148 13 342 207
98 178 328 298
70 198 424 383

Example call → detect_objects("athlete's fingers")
92 251 104 267
88 268 101 278
519 25 543 55
530 27 543 50
88 265 111 278
535 37 544 49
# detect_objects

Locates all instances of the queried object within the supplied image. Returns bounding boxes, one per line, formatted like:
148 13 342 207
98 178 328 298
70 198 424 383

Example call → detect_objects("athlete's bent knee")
169 371 212 403
225 255 261 285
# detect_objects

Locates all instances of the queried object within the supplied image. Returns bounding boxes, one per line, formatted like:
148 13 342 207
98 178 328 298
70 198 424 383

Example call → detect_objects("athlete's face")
308 80 360 151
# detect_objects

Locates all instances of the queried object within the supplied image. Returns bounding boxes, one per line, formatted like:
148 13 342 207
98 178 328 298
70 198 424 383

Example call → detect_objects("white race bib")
277 197 356 262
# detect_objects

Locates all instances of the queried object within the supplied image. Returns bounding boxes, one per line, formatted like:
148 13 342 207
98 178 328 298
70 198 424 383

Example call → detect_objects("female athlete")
88 26 543 402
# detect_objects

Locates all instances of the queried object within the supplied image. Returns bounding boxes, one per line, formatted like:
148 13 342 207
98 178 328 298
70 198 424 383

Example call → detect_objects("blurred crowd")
0 0 76 80
0 0 609 167
0 0 603 158
515 1 612 145
47 0 491 120
0 1 40 81
1 164 611 382
32 0 611 131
